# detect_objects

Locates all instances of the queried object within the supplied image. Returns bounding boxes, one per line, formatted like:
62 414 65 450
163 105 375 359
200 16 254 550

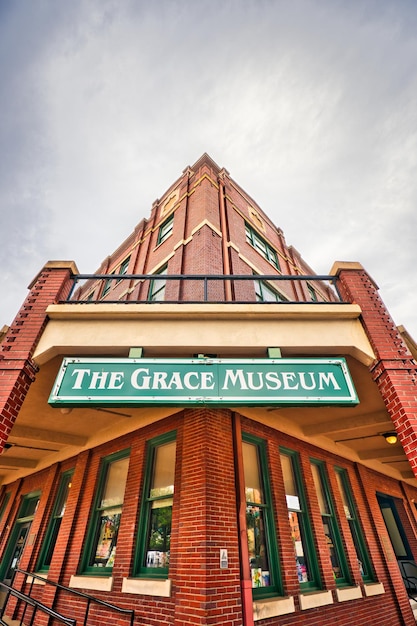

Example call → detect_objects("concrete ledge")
363 582 385 597
336 585 363 602
299 589 333 610
69 575 113 592
253 595 295 621
122 577 172 597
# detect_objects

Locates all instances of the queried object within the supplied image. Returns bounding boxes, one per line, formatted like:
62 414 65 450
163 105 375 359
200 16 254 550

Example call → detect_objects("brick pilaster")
332 262 417 478
0 261 77 451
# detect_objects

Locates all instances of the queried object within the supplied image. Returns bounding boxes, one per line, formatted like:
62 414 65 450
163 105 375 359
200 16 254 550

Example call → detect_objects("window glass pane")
146 505 172 568
281 452 314 585
142 438 176 572
101 457 129 508
335 471 352 519
243 441 274 591
242 442 263 503
311 463 329 515
246 505 271 587
151 442 176 497
92 512 121 567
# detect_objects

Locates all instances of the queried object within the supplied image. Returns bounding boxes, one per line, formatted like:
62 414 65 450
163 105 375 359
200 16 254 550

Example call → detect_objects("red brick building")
1 153 417 625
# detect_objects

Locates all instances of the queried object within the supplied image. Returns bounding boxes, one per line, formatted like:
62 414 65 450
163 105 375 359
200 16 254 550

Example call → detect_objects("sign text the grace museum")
49 357 359 407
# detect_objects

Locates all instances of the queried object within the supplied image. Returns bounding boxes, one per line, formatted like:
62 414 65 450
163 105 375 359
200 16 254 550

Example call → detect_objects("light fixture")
382 432 398 445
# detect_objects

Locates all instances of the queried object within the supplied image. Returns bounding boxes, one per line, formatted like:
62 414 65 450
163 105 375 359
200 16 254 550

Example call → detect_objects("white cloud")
0 0 416 338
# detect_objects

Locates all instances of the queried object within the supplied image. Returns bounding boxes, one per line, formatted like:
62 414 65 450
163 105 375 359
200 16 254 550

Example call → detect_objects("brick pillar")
332 261 417 478
0 261 77 452
173 408 242 626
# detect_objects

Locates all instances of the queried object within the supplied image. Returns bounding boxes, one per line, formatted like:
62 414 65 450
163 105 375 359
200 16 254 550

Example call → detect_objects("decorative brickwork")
334 263 417 479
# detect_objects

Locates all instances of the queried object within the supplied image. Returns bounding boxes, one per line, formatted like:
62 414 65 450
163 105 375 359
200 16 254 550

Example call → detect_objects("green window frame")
0 491 41 582
134 431 176 578
307 284 318 302
280 448 321 590
101 272 115 297
335 468 374 582
116 256 131 283
81 450 130 576
245 223 280 269
157 215 174 245
37 469 74 573
243 433 281 598
254 277 287 303
148 265 167 302
310 459 350 586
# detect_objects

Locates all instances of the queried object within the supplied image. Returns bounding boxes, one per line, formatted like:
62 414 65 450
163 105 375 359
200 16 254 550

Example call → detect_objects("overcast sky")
1 0 417 339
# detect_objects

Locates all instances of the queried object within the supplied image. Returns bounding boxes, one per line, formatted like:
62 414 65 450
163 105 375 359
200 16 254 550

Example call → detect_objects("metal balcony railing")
64 274 344 305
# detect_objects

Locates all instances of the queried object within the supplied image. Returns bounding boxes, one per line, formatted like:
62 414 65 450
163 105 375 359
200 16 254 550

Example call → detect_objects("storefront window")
82 451 130 575
242 434 281 597
311 460 349 585
280 448 320 590
37 469 73 572
136 432 176 577
335 467 374 582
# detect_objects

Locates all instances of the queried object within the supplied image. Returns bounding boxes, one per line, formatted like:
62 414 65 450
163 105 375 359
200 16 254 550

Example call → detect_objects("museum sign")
49 357 359 407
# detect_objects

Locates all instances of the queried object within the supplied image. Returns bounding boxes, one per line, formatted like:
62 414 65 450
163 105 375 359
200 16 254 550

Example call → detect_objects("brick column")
0 261 77 452
173 408 242 626
332 261 417 478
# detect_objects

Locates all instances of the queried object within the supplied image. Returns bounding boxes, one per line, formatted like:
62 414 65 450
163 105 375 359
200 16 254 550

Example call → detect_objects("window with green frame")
243 433 281 597
335 467 374 582
157 214 174 245
310 459 350 585
254 276 288 303
280 448 321 590
135 432 176 578
101 272 115 297
81 450 130 575
116 256 131 283
148 265 167 301
245 223 280 269
37 469 73 573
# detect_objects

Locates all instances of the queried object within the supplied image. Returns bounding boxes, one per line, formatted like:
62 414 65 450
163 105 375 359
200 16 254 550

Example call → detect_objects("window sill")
69 575 113 592
363 582 385 597
122 577 172 597
253 595 295 620
299 589 333 610
336 585 363 602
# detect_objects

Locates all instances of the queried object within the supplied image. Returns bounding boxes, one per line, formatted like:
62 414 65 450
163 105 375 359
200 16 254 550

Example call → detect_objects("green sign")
49 357 359 407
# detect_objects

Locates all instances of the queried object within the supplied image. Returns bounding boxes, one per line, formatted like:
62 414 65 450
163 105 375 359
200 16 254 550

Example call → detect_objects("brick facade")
1 156 417 625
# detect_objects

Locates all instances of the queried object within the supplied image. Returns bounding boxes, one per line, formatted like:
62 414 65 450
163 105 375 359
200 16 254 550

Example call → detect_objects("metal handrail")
11 568 134 626
398 559 417 600
0 580 76 625
64 273 343 304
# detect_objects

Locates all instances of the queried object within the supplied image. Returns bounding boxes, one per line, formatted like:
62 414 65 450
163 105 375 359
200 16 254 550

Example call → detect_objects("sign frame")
48 357 359 408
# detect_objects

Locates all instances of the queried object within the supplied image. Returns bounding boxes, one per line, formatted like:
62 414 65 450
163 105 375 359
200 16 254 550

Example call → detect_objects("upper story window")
245 223 280 270
307 284 318 302
102 272 115 298
157 215 174 245
135 432 177 578
81 450 130 575
148 265 167 302
117 256 131 283
254 277 287 303
243 434 281 597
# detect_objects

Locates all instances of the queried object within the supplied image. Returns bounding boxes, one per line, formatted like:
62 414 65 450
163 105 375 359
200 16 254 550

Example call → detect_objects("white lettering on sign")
68 366 342 394
221 369 341 392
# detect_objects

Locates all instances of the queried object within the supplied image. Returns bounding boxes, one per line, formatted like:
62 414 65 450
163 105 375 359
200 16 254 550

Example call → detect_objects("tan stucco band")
330 261 379 289
29 260 79 289
33 303 375 366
